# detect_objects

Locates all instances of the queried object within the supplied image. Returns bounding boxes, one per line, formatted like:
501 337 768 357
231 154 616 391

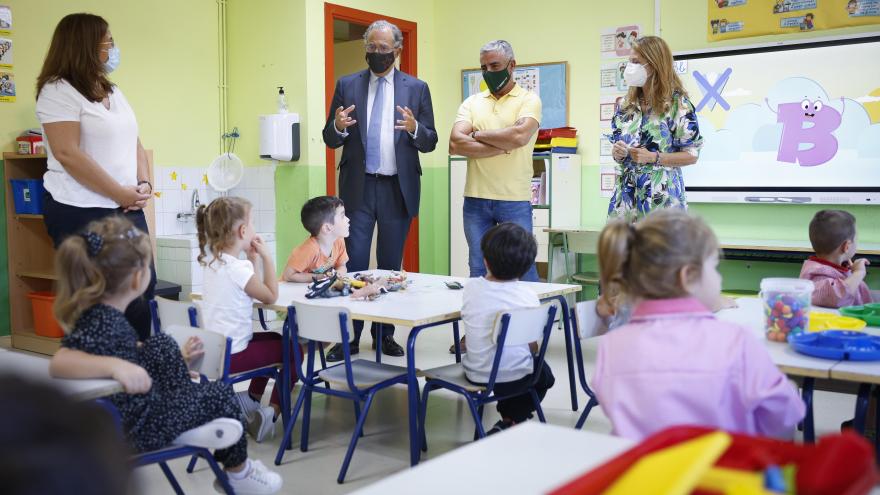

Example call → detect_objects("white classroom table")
0 348 123 401
195 271 582 466
351 422 634 495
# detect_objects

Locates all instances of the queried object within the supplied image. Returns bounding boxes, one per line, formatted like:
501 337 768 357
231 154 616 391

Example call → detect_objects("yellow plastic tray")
808 312 868 332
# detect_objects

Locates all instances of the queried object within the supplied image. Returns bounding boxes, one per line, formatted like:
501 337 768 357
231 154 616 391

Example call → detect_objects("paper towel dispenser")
259 113 300 162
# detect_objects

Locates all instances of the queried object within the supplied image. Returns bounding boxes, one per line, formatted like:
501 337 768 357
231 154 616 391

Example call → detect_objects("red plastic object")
27 291 64 338
549 426 877 495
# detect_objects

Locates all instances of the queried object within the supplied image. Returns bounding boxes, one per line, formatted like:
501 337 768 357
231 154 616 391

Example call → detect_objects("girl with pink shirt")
592 210 805 441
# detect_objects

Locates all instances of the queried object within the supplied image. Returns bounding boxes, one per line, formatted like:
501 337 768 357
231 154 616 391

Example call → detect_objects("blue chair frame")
418 304 558 447
149 299 294 474
95 398 235 494
274 305 408 484
569 306 601 429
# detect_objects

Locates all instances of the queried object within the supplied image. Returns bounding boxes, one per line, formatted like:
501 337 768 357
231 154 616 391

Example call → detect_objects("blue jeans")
462 197 539 282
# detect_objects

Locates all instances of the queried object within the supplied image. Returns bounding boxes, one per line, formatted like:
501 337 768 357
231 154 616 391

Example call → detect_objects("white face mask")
104 46 120 73
623 62 648 87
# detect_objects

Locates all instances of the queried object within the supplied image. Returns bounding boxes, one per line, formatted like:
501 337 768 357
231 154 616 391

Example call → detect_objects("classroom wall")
429 0 879 287
227 0 443 274
0 0 221 336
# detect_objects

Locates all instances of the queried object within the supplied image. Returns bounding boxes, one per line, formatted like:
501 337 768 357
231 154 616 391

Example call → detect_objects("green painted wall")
227 0 442 273
0 0 221 336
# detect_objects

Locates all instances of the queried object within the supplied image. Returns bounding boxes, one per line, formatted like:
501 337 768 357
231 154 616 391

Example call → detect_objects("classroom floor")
117 323 858 494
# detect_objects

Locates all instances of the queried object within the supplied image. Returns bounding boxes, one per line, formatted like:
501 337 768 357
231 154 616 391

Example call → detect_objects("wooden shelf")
2 152 47 160
11 327 62 355
17 270 57 280
14 214 44 220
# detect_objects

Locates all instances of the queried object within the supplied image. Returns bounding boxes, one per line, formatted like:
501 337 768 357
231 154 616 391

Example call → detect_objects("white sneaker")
172 418 243 450
235 391 261 417
216 459 282 494
247 405 276 443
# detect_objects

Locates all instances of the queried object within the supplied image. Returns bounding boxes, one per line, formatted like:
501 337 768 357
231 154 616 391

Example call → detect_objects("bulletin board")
461 61 568 128
707 0 880 41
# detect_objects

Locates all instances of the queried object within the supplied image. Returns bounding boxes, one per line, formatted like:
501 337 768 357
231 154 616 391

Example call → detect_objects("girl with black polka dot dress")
48 216 282 494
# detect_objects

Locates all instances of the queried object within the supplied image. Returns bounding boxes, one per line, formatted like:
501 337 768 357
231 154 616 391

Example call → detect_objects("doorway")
324 3 419 272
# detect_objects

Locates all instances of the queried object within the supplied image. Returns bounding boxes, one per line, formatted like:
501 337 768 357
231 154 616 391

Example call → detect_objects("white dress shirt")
335 67 418 176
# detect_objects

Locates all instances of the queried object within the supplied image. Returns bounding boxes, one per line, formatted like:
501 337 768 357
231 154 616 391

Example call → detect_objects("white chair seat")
318 359 407 388
421 363 486 392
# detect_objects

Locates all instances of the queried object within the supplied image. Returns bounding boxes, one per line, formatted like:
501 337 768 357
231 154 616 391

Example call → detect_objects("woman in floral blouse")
608 36 703 223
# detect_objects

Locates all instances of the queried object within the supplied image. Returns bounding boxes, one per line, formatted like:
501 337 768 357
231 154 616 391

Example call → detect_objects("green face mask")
482 62 511 94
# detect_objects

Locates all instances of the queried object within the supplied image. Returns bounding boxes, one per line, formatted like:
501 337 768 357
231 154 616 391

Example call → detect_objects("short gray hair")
480 40 514 61
364 20 403 48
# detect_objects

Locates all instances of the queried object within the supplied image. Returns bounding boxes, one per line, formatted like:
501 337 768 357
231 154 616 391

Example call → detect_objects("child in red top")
799 210 873 308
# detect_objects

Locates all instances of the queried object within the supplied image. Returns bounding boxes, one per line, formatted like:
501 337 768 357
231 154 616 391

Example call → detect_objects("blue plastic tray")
788 330 880 361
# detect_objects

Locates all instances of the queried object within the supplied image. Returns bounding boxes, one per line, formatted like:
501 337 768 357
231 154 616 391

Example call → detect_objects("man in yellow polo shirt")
450 39 541 282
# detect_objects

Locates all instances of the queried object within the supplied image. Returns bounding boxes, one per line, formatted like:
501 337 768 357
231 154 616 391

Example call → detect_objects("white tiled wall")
153 165 276 236
155 233 277 300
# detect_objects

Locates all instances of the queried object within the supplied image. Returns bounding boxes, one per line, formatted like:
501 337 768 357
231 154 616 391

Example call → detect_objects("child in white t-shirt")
197 197 285 443
462 222 555 435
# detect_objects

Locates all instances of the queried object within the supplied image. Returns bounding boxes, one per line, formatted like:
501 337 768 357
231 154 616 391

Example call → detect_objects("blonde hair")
599 209 719 300
622 36 688 115
54 216 152 330
196 196 252 267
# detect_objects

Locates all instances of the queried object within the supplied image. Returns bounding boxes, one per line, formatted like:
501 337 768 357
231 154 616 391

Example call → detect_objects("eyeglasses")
99 39 116 49
365 43 394 54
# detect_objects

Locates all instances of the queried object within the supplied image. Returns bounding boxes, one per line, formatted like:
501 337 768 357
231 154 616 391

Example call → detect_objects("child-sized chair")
418 303 558 446
97 324 241 495
274 303 409 484
570 300 602 429
150 297 293 474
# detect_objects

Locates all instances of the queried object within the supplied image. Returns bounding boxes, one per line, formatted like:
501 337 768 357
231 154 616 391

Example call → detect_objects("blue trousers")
462 197 539 282
345 174 412 341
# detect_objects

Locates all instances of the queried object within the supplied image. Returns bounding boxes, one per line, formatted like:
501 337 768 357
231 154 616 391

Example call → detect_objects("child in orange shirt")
282 196 350 283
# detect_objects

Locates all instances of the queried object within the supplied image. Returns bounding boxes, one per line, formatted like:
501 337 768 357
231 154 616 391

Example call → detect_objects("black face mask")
366 51 395 74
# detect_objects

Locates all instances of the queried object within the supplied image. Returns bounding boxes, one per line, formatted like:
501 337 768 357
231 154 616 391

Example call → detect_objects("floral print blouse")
607 92 703 223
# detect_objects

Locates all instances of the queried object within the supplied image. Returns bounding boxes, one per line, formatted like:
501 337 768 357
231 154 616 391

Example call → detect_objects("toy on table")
788 330 880 361
760 278 814 343
306 271 411 301
445 281 463 290
839 303 880 327
807 312 867 332
549 425 877 495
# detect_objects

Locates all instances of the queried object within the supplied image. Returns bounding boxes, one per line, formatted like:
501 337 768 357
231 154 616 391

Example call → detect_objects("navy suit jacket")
322 69 437 218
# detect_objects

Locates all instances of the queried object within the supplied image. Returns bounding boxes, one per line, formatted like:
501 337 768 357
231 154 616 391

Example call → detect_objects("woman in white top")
36 13 155 340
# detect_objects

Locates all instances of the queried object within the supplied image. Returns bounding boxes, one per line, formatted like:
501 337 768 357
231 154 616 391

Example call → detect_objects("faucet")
176 189 201 221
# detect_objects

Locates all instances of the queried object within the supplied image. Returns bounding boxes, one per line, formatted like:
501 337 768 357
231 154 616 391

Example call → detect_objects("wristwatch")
470 130 478 140
137 180 153 193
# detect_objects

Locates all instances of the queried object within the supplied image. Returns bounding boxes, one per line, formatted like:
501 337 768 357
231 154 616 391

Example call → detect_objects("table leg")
854 383 871 435
404 317 461 466
549 295 578 411
452 321 461 364
406 325 426 466
802 377 815 443
376 323 383 364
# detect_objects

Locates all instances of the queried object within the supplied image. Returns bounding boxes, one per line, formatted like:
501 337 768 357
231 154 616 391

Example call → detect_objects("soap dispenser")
277 86 288 114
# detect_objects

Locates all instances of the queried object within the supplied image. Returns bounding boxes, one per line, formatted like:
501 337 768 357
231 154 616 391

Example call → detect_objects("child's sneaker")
215 459 282 494
235 391 260 417
247 405 276 443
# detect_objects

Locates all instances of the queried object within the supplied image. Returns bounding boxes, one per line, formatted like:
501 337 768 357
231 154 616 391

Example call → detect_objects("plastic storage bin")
10 179 44 215
27 291 64 338
760 278 814 342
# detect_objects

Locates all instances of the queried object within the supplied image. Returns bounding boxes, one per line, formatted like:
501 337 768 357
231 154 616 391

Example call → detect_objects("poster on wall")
0 37 11 68
0 5 10 34
599 25 642 58
600 61 629 93
0 71 15 102
708 0 880 41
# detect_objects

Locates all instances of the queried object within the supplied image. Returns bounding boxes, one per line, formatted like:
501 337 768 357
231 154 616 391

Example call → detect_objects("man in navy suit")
323 20 437 360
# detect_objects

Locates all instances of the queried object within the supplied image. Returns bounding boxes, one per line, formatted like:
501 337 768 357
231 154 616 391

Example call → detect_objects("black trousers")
344 174 412 342
43 192 156 341
469 362 555 423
